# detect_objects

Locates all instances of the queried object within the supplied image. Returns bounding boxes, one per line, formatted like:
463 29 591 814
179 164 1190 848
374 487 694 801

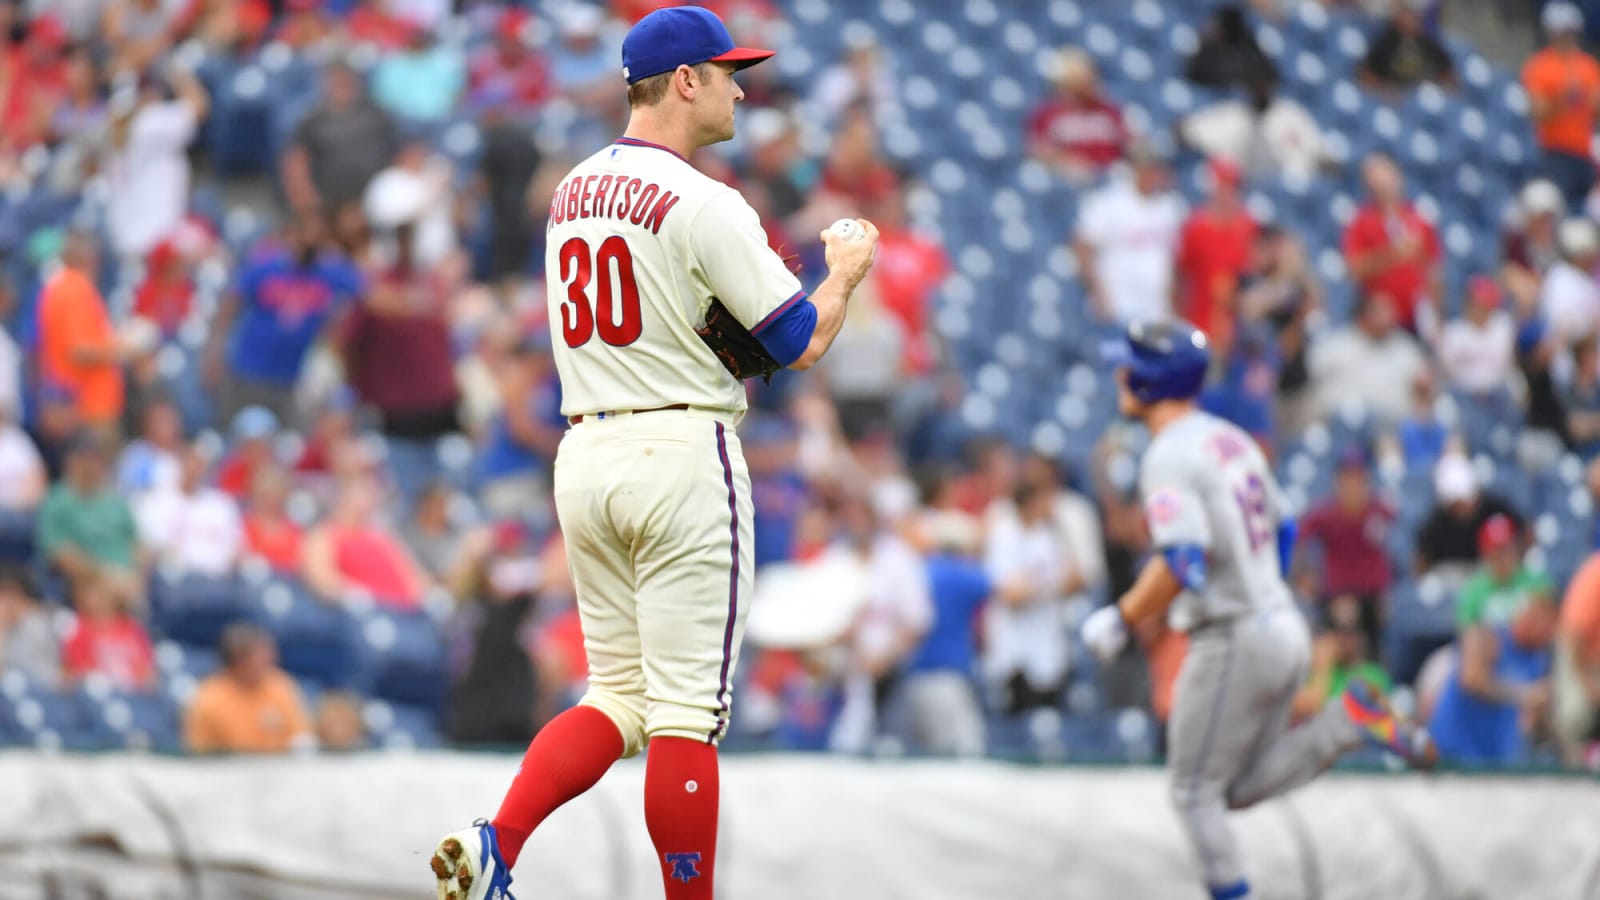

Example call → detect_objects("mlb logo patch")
1146 489 1184 526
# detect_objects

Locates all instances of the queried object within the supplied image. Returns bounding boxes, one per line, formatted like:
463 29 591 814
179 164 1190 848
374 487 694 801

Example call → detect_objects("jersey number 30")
558 236 642 348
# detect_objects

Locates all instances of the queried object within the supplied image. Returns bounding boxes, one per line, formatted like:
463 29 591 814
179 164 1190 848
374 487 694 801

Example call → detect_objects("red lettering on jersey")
565 177 581 221
641 191 679 234
594 175 614 218
630 183 660 225
618 178 642 218
580 175 599 218
550 180 567 224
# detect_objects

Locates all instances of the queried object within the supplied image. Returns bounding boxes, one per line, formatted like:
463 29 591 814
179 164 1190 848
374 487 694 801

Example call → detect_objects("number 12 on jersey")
558 236 642 349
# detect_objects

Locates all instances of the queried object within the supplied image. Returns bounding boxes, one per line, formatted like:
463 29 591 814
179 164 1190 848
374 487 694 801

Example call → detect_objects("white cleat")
431 819 516 900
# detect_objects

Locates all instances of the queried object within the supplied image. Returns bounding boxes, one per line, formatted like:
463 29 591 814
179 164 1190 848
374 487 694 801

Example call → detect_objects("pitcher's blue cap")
622 6 773 85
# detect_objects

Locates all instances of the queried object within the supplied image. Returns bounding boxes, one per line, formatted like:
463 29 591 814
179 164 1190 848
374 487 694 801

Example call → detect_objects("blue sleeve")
750 295 817 368
1161 545 1208 593
1276 518 1298 578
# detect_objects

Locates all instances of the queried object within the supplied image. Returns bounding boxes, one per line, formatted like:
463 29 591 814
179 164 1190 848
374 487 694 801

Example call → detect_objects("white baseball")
827 218 864 242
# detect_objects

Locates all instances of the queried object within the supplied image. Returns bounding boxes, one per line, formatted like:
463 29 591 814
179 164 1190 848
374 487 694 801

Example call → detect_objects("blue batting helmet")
1104 319 1211 404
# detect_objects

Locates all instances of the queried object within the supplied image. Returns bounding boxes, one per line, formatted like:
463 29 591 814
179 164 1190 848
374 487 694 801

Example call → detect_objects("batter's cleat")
1343 679 1438 771
431 819 515 900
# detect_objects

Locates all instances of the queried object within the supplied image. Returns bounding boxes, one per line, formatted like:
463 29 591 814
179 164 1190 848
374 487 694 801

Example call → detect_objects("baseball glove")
697 297 782 382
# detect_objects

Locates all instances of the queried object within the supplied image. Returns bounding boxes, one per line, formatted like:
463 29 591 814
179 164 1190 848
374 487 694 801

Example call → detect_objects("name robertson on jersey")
549 174 681 234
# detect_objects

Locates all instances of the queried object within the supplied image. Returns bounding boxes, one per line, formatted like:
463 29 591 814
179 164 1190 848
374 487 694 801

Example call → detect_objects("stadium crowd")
0 0 1597 772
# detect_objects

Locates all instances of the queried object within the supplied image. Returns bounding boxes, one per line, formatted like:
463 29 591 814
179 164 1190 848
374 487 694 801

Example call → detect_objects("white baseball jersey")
544 137 805 418
1141 409 1294 628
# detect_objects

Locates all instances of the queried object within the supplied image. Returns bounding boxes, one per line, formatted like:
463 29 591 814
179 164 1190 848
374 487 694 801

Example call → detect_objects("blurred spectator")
1297 446 1395 650
0 569 59 685
1176 158 1257 347
0 281 20 422
1237 227 1321 430
1359 0 1457 91
1292 594 1391 720
1180 73 1325 182
1026 48 1127 184
1184 4 1276 90
1565 336 1600 460
301 475 430 608
747 417 808 568
983 480 1073 716
47 48 108 190
1307 292 1427 425
1008 453 1108 598
314 690 369 751
365 140 459 271
476 101 543 299
60 569 155 692
1539 218 1600 343
370 20 465 126
36 434 141 593
275 0 336 50
184 623 313 753
1503 179 1564 308
0 408 47 515
1417 453 1523 574
742 108 808 222
467 9 551 115
445 520 541 745
817 286 904 442
899 512 992 756
1523 2 1600 211
1429 517 1556 765
208 214 364 423
1516 318 1573 469
37 232 126 437
134 444 243 577
861 184 948 377
816 105 901 209
0 15 71 152
1438 277 1517 400
811 32 896 125
338 221 462 444
1395 370 1449 470
216 405 280 498
131 239 194 340
476 334 561 520
548 4 620 146
1462 531 1541 636
1556 550 1600 767
1342 153 1441 335
101 0 186 77
282 62 400 215
1073 148 1185 324
830 494 932 753
116 400 183 495
241 463 303 571
105 64 208 260
403 481 467 584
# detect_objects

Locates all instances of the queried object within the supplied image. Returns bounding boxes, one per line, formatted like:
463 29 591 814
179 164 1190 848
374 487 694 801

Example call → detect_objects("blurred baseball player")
431 7 878 900
1081 320 1437 900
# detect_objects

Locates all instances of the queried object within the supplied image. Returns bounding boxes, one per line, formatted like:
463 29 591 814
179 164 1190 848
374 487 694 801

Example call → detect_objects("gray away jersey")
1139 410 1294 629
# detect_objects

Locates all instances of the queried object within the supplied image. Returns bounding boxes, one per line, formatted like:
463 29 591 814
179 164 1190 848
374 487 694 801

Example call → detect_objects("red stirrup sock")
644 737 721 900
491 705 625 869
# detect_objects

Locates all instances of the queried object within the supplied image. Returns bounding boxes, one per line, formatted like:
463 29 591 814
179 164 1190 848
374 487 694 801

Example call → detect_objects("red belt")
568 403 690 425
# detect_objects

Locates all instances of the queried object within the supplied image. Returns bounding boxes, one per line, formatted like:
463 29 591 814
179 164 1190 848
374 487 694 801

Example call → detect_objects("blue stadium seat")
352 607 447 712
255 578 358 689
151 572 253 649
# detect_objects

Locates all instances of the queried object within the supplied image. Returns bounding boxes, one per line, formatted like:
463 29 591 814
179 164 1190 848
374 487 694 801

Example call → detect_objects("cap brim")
710 47 775 70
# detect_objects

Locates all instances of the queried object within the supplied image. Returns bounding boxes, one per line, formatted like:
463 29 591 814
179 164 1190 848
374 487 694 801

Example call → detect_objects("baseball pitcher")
1080 319 1436 900
431 8 879 899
